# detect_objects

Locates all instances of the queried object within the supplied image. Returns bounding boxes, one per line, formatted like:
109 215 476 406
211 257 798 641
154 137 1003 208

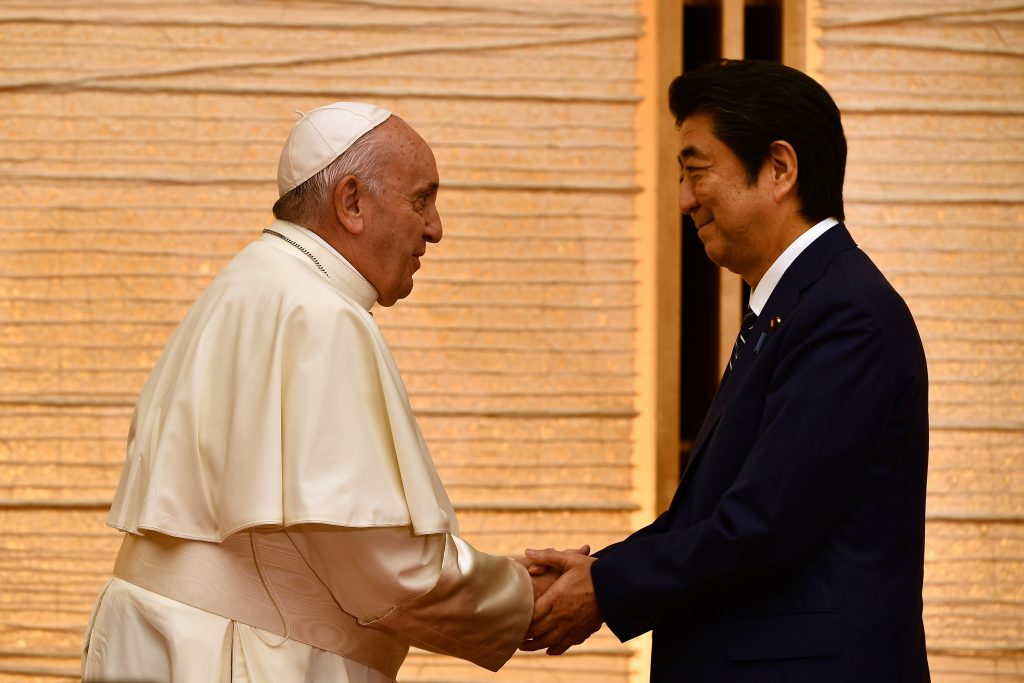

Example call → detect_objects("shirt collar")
749 217 839 316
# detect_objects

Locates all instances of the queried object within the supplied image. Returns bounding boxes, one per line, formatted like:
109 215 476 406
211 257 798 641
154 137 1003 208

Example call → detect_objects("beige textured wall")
0 1 641 680
817 0 1024 679
3 1 1022 682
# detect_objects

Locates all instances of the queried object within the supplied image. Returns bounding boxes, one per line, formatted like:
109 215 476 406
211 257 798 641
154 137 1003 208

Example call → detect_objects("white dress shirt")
748 217 840 316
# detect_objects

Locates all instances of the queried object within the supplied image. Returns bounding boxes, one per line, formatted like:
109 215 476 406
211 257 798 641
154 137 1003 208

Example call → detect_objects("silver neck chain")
262 229 331 280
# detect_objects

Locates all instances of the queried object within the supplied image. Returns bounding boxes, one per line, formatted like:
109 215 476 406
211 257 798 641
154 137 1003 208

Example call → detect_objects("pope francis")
81 103 536 682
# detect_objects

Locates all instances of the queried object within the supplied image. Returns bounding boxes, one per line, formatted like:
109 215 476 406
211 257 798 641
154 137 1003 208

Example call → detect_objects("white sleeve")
285 524 532 671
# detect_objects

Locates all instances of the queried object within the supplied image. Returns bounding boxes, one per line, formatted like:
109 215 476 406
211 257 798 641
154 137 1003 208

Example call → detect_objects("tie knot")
729 309 759 373
742 309 757 330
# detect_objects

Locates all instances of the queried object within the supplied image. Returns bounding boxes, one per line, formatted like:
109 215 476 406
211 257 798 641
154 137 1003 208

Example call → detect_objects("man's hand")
525 544 590 577
520 548 603 656
516 545 589 600
529 569 560 600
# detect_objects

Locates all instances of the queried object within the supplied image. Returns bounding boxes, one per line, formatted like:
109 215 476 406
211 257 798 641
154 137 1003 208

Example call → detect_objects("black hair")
668 59 847 222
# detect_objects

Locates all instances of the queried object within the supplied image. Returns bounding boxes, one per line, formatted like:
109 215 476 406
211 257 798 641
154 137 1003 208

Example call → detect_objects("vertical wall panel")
0 2 642 680
818 1 1024 679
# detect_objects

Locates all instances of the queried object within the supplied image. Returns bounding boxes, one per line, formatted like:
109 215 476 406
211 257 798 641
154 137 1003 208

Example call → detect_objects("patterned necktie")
729 309 758 372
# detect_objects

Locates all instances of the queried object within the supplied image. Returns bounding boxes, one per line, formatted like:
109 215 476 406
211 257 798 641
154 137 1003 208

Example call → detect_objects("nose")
678 179 698 215
424 204 442 244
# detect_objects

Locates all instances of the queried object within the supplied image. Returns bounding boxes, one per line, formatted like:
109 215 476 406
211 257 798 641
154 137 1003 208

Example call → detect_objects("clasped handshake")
515 545 603 655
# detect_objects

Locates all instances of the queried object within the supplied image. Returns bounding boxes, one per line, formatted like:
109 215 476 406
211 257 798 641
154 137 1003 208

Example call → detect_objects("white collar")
749 217 839 315
298 224 373 284
263 220 379 310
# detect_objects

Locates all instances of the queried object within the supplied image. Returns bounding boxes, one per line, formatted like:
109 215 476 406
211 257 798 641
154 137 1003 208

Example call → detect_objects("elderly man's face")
360 120 443 306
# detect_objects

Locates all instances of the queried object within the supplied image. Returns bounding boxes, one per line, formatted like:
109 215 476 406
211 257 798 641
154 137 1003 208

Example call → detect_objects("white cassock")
82 220 533 682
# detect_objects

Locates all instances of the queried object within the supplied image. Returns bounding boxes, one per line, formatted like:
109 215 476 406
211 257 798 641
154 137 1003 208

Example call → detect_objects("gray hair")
272 122 388 228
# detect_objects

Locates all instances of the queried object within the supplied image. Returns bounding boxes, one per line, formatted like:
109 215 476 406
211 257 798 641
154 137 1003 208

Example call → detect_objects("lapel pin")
770 315 782 331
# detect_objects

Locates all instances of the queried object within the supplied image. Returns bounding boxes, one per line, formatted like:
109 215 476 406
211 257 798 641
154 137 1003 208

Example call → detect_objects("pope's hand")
516 544 589 600
519 548 603 655
525 544 590 577
529 569 559 600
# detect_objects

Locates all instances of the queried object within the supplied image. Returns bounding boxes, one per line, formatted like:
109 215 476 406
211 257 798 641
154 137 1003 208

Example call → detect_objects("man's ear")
768 140 798 201
334 175 364 235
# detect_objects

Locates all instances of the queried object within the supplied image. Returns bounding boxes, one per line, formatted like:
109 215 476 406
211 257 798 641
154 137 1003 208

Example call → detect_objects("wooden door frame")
648 0 808 513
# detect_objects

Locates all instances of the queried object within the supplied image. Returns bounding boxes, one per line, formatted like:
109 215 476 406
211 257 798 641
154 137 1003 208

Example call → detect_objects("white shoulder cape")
108 221 456 541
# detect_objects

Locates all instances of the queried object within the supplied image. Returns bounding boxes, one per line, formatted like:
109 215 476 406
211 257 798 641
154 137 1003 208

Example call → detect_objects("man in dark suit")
521 59 931 682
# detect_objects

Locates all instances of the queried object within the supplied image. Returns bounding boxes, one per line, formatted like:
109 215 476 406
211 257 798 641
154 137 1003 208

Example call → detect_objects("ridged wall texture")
818 0 1024 680
0 1 641 680
1 0 1022 682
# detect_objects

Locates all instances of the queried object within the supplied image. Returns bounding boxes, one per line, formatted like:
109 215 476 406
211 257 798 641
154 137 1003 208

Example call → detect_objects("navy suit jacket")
591 224 930 682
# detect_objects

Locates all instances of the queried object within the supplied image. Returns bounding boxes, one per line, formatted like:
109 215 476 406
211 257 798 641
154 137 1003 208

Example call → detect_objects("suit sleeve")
285 524 532 671
591 299 898 641
594 508 672 558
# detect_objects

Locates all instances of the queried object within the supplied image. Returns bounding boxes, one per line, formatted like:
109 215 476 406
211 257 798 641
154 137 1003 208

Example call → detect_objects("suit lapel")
676 224 858 489
759 222 857 322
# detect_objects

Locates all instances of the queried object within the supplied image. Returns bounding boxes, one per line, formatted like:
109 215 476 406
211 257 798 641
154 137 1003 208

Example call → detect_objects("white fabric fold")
82 578 396 683
286 525 533 671
108 220 456 540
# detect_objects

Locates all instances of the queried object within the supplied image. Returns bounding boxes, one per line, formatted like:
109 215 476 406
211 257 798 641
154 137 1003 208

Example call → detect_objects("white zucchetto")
277 102 392 197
